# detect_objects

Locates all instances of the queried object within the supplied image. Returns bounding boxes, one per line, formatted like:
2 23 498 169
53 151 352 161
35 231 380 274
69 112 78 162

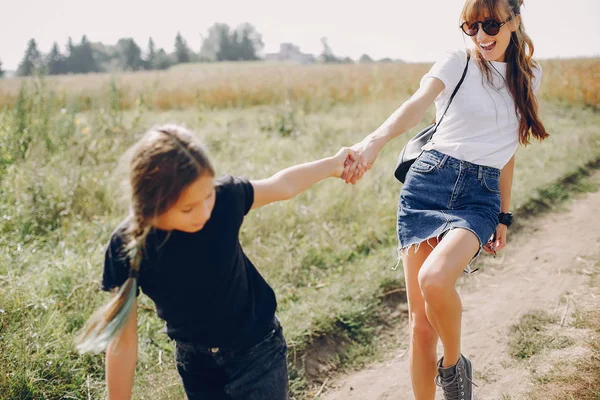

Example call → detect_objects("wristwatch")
498 212 513 227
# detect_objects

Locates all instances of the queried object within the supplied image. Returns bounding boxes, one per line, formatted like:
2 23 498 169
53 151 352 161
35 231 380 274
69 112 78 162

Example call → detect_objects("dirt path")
322 171 600 400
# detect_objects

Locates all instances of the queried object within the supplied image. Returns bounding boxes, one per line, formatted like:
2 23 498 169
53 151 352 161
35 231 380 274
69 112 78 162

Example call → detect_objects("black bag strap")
428 52 470 141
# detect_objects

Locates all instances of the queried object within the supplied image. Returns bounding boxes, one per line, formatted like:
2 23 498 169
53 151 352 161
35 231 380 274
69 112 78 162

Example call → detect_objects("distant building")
265 43 316 64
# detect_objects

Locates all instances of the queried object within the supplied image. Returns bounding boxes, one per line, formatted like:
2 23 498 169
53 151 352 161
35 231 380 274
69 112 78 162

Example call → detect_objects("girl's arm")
484 155 515 254
250 147 359 209
342 77 445 184
106 299 138 400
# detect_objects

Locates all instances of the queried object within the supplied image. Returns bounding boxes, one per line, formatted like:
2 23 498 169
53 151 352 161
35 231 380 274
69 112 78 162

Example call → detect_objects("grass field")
0 58 599 399
0 58 598 111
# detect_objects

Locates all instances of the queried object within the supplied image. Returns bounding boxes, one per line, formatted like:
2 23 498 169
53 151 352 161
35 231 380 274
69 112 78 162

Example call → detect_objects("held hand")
341 138 382 184
330 147 363 181
483 224 508 255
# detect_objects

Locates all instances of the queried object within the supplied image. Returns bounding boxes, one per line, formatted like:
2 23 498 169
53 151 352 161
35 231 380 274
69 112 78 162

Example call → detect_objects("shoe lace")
434 363 478 400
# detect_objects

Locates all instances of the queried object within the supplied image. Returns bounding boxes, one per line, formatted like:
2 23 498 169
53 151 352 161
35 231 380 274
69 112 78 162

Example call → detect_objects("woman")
342 0 547 398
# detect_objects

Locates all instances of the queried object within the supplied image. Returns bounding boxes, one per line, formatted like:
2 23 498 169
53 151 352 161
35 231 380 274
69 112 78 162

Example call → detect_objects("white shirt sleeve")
420 49 468 98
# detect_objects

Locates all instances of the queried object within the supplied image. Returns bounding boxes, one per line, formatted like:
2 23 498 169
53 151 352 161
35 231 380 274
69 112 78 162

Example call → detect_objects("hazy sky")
1 0 599 70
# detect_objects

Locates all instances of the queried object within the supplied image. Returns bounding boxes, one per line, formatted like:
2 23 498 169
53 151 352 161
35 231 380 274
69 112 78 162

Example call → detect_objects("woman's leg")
417 228 479 368
402 241 439 400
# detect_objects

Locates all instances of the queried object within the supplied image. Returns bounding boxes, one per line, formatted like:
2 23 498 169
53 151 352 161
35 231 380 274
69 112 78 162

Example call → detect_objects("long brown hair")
461 0 549 145
76 124 214 353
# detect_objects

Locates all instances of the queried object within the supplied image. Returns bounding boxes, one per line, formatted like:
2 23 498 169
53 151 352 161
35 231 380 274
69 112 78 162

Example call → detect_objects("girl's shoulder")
104 217 133 257
110 216 133 241
215 175 252 196
214 174 236 191
214 174 254 217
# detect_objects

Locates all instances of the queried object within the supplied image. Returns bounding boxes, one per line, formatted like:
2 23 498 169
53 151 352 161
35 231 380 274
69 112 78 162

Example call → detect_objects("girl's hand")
331 147 363 180
483 224 508 255
341 137 382 184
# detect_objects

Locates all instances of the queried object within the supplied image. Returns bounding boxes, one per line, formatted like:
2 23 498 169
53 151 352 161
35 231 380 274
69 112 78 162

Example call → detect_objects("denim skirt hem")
396 150 502 269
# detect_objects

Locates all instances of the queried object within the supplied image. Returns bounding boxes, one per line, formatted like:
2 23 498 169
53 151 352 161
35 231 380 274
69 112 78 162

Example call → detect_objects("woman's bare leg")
417 229 479 367
402 241 439 399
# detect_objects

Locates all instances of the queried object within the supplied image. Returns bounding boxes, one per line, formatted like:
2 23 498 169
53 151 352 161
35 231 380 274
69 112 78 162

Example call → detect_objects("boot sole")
462 356 474 400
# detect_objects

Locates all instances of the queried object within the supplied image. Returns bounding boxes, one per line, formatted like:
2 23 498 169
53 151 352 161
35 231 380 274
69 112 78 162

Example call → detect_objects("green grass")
526 311 600 400
508 311 574 360
0 74 599 399
524 261 600 400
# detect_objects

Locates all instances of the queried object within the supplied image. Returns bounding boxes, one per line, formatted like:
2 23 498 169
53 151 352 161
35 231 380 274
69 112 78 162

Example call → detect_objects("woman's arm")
342 77 445 184
106 299 138 400
484 155 515 254
250 147 359 210
499 155 515 214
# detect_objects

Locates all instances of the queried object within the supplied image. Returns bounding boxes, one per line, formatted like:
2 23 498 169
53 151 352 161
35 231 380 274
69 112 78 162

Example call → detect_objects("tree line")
2 23 395 78
9 23 264 77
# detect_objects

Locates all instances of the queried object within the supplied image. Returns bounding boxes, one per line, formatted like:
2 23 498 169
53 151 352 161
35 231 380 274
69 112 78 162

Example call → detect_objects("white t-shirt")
420 49 542 169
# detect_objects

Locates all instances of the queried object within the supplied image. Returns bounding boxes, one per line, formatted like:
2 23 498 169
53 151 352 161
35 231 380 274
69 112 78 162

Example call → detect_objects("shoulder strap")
429 52 470 137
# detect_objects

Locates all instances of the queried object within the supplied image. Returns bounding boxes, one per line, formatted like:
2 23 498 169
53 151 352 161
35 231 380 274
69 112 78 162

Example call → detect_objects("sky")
1 0 599 70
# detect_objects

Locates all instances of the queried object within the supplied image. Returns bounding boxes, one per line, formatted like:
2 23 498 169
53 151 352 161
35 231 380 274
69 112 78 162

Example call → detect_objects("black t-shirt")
101 175 277 348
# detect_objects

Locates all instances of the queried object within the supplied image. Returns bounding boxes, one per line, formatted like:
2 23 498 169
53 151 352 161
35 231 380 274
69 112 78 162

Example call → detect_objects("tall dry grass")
1 59 598 111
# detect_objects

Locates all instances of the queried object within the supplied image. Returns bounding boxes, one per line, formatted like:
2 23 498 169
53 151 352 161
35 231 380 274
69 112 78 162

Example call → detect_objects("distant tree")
154 48 172 70
46 42 66 74
90 42 117 72
64 37 75 72
319 37 339 63
200 23 264 62
174 32 191 63
116 38 143 71
199 31 218 62
66 36 99 74
216 24 235 61
359 54 373 63
378 58 393 63
78 35 98 73
341 56 354 64
0 58 4 78
66 37 75 55
226 33 240 61
17 38 42 76
234 23 264 61
145 37 156 69
199 24 223 62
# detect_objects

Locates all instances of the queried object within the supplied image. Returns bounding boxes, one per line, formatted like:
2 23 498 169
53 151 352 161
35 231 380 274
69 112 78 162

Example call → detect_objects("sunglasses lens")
462 22 478 36
482 20 501 35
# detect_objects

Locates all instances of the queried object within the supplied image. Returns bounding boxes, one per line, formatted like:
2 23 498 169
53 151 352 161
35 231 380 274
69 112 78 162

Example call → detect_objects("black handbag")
394 53 470 183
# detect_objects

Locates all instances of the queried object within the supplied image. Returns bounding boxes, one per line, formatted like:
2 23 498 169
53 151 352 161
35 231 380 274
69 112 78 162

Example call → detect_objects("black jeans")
175 319 289 399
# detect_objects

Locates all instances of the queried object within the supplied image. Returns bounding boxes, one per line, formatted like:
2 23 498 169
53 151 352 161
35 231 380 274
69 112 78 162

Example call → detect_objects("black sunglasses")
460 15 514 36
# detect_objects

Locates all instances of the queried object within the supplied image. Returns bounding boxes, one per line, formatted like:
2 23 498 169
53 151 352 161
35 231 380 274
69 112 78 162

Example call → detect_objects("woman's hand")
483 224 508 255
330 147 363 179
340 137 383 184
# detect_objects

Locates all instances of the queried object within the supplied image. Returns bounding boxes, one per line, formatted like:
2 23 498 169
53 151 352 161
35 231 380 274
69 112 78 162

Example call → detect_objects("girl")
342 0 547 398
76 124 361 400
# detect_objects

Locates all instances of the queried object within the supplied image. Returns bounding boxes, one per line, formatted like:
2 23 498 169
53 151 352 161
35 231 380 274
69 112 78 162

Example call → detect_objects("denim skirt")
397 150 501 262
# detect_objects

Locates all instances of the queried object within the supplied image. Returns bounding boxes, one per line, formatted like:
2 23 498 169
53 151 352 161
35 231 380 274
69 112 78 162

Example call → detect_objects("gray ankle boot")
435 354 476 400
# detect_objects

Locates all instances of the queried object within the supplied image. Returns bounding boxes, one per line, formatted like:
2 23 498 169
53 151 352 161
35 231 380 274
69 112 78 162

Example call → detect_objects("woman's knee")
417 260 453 302
409 313 437 345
